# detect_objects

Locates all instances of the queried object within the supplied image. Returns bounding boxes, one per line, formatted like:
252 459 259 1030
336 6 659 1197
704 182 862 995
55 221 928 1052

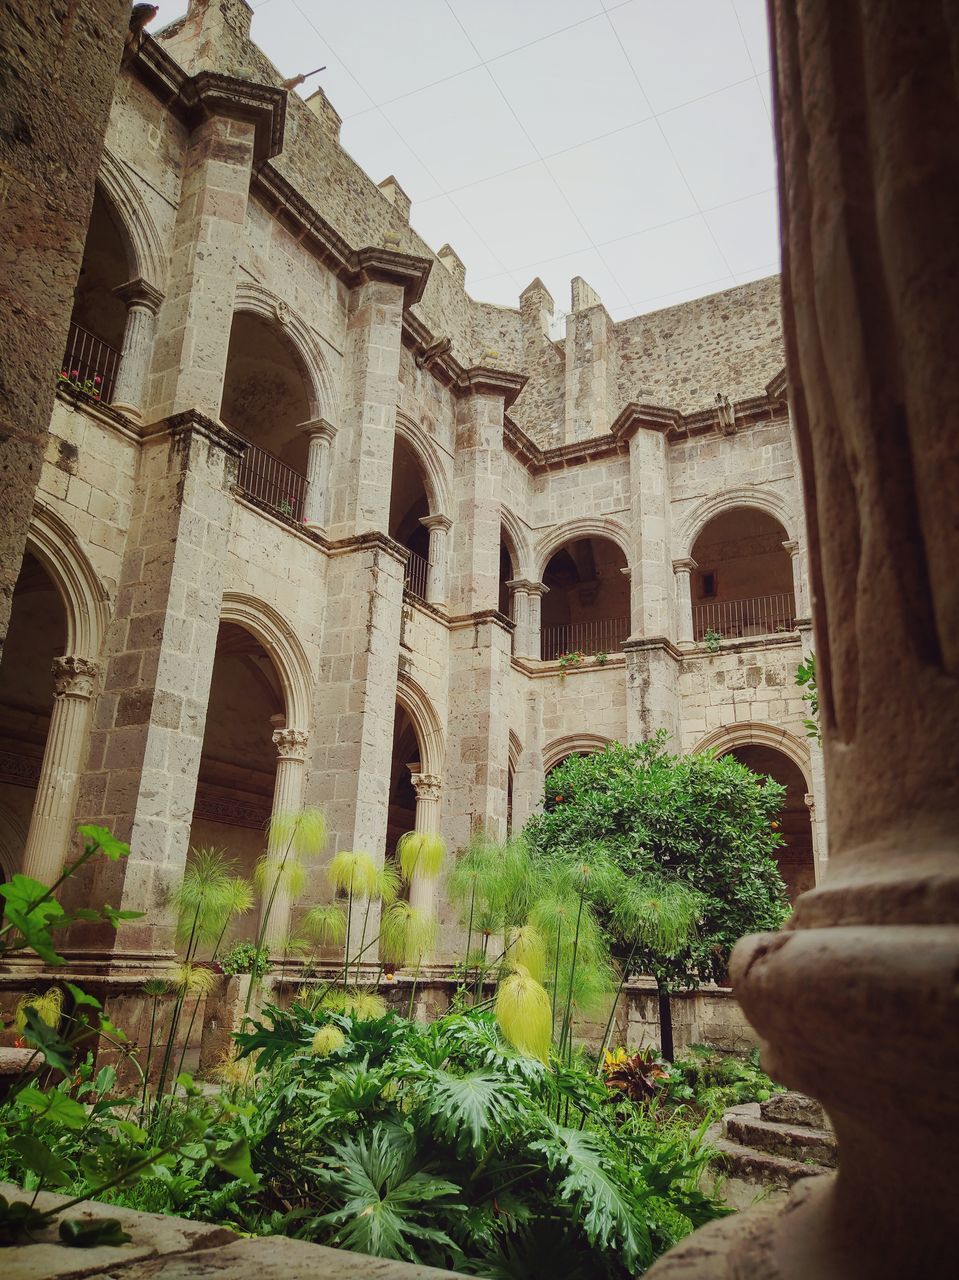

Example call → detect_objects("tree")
524 737 790 1053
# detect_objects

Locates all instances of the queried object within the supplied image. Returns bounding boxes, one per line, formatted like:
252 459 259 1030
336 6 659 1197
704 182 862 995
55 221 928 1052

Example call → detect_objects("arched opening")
386 703 421 868
221 312 314 521
690 507 795 640
389 437 431 600
540 537 630 661
186 622 286 943
62 187 134 402
499 533 515 618
0 554 67 874
723 744 814 904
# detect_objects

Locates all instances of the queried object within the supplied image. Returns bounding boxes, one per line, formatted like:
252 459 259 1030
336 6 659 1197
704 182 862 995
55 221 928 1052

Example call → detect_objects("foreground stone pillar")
672 558 696 647
21 657 100 886
111 279 163 419
259 728 309 956
408 771 441 935
420 514 451 606
0 0 129 660
649 3 959 1277
302 419 336 529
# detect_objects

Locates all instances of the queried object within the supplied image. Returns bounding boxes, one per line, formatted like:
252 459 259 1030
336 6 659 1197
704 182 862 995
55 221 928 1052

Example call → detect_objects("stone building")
0 0 825 1001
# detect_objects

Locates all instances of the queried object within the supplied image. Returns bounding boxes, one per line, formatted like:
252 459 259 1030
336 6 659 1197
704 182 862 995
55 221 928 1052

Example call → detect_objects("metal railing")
541 616 630 662
693 591 797 641
404 549 430 601
59 322 121 403
235 441 307 521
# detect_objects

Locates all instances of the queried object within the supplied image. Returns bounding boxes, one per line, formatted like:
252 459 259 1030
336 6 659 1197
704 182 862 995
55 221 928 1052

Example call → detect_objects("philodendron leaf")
10 1135 73 1187
77 825 130 860
59 1217 132 1248
210 1137 259 1188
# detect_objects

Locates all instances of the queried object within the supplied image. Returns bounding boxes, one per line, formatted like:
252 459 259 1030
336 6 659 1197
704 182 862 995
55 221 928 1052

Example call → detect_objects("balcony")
404 549 429 602
693 591 796 642
59 322 121 403
541 616 630 662
235 440 306 522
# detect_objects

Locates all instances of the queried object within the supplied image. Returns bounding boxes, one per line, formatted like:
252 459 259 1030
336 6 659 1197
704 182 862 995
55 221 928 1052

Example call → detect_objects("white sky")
157 1 779 320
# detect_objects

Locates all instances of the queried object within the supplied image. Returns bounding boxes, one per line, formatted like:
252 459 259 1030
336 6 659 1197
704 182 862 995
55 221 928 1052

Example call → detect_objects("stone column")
672 558 697 647
506 580 531 657
648 5 959 1276
510 689 545 831
420 514 452 606
20 656 99 886
526 583 548 660
782 538 804 617
407 771 442 923
302 419 336 530
0 0 129 662
259 727 309 955
111 279 164 420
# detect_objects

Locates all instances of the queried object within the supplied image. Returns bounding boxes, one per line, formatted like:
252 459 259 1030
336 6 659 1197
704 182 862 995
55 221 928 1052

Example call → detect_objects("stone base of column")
108 401 144 423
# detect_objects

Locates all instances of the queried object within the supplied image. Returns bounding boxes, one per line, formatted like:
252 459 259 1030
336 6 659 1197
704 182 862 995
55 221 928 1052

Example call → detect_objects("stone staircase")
706 1091 837 1210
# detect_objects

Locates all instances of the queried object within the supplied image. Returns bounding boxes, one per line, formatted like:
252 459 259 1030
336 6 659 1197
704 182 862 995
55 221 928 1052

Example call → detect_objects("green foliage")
665 1044 784 1115
526 737 790 986
702 630 722 652
795 653 821 742
219 941 271 979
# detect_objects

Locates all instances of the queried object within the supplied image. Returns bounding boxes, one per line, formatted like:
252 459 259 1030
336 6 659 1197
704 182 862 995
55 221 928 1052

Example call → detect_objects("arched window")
540 536 629 661
690 507 795 640
389 438 431 601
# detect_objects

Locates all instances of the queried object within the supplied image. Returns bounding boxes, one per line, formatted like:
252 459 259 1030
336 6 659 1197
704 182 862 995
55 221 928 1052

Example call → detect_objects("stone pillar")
0 0 129 661
648 4 959 1276
506 580 530 657
420 514 452 606
782 538 804 617
302 419 336 530
407 770 442 923
258 727 309 955
510 581 548 660
65 413 245 965
20 656 100 886
510 689 545 831
564 278 614 443
672 558 697 647
111 279 164 420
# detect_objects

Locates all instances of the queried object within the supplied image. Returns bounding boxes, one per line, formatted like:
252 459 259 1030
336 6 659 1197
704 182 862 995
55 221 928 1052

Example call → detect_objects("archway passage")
540 536 629 660
724 744 814 904
386 703 420 869
221 312 314 521
0 554 67 878
63 187 134 402
690 507 795 641
187 622 285 945
389 438 431 601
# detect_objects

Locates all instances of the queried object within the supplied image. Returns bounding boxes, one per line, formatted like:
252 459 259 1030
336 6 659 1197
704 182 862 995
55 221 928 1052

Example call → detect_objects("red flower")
555 794 564 803
71 369 79 377
93 375 102 384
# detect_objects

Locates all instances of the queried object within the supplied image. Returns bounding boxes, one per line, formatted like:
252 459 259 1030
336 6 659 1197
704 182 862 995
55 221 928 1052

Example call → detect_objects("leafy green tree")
524 736 790 996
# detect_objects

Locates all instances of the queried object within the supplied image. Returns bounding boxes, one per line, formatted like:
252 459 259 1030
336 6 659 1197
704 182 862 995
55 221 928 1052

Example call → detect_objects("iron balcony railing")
235 441 307 522
541 616 630 662
59 322 121 403
404 549 429 601
693 591 797 641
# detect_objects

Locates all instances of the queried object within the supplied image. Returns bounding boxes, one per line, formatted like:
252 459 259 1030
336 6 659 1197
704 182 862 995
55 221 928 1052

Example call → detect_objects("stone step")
725 1111 838 1169
704 1118 832 1212
760 1090 830 1130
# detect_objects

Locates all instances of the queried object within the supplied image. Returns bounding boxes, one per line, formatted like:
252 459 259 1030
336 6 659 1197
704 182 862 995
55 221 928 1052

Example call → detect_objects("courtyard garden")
0 738 790 1277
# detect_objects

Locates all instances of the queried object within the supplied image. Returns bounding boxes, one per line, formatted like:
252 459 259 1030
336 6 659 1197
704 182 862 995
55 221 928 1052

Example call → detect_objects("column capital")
409 770 442 802
272 727 309 760
672 557 698 574
419 512 452 533
113 277 164 314
52 656 99 699
301 417 337 443
782 539 800 557
506 578 549 597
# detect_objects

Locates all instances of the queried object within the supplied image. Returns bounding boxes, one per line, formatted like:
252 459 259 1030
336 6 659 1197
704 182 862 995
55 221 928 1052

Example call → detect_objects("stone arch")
97 147 166 291
26 504 109 661
232 281 336 422
677 487 798 561
533 517 632 580
508 729 523 774
219 592 314 731
500 507 535 580
692 722 812 788
542 732 613 774
395 672 445 776
394 413 452 518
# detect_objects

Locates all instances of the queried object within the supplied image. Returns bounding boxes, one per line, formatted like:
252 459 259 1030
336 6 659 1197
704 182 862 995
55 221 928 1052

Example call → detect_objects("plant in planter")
703 629 722 653
557 650 585 675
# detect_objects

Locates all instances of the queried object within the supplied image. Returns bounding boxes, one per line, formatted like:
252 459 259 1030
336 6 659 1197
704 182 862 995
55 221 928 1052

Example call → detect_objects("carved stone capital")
52 656 99 699
301 417 337 444
506 578 549 597
113 277 164 314
419 513 452 534
672 557 698 575
781 538 800 558
272 728 309 760
409 772 442 802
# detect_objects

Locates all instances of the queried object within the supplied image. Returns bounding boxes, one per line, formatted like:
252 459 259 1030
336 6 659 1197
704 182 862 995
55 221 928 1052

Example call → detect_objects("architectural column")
510 689 545 832
420 514 452 606
648 5 959 1276
259 726 309 955
111 279 164 420
407 770 442 922
672 558 697 647
782 538 804 616
20 656 99 886
506 580 531 657
302 419 336 529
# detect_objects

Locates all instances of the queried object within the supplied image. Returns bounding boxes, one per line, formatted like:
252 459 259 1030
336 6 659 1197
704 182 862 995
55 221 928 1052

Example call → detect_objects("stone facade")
0 0 824 1013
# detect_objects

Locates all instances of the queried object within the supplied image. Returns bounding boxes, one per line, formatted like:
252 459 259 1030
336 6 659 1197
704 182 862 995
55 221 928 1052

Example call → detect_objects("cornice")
325 529 409 566
611 402 684 441
447 608 515 633
162 409 249 459
353 247 432 308
458 366 528 407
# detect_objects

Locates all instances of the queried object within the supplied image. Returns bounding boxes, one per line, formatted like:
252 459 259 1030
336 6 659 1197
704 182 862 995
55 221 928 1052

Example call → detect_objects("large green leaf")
414 1068 526 1156
10 1135 73 1187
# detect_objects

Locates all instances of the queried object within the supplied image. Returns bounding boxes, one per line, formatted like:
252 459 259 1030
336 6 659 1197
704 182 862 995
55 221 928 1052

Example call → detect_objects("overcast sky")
156 1 779 321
